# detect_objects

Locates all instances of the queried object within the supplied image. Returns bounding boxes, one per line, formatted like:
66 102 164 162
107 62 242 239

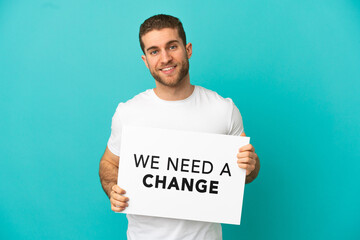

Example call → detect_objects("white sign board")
117 125 250 225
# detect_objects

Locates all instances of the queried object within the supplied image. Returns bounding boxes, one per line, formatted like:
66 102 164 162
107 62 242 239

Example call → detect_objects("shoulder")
196 85 235 107
114 89 153 112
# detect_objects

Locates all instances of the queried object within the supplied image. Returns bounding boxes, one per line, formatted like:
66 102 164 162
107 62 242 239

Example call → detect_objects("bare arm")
99 147 119 197
99 147 129 212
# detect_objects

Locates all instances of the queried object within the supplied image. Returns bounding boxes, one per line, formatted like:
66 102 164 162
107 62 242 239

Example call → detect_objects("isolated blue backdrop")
1 0 359 239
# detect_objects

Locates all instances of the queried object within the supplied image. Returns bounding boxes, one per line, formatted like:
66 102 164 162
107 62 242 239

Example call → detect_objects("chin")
158 79 182 87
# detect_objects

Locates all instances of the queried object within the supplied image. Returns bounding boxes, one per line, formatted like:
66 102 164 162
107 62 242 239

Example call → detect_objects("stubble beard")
150 58 190 87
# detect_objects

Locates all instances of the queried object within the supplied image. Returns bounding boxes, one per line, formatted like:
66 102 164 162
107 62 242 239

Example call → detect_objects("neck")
153 76 194 101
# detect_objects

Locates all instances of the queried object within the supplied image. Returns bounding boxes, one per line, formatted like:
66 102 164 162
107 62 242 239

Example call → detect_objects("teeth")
162 66 174 71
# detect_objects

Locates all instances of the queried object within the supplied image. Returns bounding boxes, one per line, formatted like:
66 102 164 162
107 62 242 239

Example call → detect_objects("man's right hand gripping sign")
110 185 129 212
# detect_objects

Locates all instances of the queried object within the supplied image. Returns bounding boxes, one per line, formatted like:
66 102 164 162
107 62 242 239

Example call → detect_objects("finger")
238 164 251 176
237 157 256 165
239 144 255 152
237 163 255 175
111 199 129 208
111 204 125 212
237 162 256 171
237 151 254 159
111 191 129 202
112 185 126 194
237 163 249 170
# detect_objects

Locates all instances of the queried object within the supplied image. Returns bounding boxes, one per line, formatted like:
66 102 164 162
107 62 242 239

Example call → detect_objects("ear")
141 55 149 69
186 42 192 59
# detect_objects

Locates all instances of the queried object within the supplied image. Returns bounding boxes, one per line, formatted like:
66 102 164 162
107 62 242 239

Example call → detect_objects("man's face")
141 28 192 87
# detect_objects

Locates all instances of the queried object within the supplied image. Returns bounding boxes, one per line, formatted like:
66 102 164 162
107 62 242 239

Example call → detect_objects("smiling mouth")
160 65 177 72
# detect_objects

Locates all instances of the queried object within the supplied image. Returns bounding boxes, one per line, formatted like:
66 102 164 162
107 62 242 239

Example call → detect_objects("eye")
169 45 177 50
150 50 158 55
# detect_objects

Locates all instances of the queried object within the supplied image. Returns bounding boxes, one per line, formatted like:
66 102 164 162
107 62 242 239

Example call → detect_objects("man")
99 14 260 240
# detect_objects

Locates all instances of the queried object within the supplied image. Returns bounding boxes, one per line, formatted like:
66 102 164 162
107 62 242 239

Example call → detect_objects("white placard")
117 125 249 225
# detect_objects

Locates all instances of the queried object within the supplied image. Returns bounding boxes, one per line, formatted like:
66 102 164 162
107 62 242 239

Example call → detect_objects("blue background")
1 0 359 239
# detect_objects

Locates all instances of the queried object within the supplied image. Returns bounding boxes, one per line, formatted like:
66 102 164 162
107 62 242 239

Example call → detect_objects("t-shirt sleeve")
107 103 123 156
228 100 244 136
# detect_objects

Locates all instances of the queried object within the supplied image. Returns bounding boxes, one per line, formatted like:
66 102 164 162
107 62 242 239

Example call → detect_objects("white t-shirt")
107 85 244 240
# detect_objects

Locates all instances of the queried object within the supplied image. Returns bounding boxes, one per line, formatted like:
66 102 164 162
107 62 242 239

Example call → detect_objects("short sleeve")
228 100 244 136
107 103 123 156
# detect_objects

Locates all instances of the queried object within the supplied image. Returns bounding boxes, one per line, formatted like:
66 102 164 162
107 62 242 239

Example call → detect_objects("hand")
237 144 257 176
110 185 129 212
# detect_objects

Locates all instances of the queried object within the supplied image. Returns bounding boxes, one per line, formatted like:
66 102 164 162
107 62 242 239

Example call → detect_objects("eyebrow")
146 40 180 53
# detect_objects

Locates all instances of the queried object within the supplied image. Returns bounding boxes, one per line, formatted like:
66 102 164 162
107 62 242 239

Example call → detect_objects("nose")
160 50 172 64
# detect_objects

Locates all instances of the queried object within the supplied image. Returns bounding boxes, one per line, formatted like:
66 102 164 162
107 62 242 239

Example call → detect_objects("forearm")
99 158 118 198
245 155 260 184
